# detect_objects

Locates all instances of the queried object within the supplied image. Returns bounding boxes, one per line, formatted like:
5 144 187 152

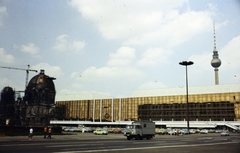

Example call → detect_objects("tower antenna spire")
213 19 217 51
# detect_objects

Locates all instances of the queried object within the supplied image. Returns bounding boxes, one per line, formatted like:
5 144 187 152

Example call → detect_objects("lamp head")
179 61 194 66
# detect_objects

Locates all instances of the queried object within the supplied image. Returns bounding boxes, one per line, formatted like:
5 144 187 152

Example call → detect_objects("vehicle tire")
127 136 131 140
139 136 143 140
135 135 140 140
146 136 152 140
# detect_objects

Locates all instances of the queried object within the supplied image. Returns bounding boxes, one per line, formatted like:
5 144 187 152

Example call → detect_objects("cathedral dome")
25 70 56 104
0 86 15 104
2 86 14 94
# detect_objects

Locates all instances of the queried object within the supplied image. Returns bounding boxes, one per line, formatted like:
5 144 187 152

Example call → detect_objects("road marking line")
53 141 238 153
47 143 104 148
62 146 126 151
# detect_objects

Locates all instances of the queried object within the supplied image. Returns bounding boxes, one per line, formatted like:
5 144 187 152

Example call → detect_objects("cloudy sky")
0 0 239 100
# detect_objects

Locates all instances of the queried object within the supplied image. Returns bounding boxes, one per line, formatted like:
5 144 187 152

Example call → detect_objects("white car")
200 129 208 134
189 129 196 134
221 131 230 136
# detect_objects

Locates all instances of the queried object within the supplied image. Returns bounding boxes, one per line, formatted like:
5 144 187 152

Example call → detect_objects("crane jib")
0 65 38 89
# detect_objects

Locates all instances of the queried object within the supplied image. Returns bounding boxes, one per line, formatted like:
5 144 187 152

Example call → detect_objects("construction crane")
0 65 38 90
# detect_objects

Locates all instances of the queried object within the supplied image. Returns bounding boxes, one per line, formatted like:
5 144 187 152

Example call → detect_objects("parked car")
64 127 76 132
181 129 190 135
200 129 208 134
93 129 108 135
208 129 216 133
157 128 168 135
70 127 75 132
221 131 230 136
108 128 115 133
85 127 94 133
113 128 122 133
215 130 222 133
167 129 177 135
189 129 196 134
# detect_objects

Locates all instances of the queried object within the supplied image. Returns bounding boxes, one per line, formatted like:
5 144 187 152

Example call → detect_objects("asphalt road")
0 132 239 153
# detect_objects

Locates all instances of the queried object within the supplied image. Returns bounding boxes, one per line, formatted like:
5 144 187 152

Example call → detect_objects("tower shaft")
214 68 219 85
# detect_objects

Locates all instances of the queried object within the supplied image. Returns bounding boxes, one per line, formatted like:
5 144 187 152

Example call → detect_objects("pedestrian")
82 126 85 133
47 127 52 139
44 126 47 139
29 128 33 140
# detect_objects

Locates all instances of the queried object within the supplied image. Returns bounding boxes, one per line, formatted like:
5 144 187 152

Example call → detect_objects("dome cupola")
0 86 15 104
25 70 56 104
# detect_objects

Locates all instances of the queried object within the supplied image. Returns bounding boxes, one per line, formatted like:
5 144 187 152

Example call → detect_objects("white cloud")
138 81 168 90
220 35 240 83
66 46 174 96
31 63 64 78
107 46 135 67
70 71 80 79
0 77 12 88
76 46 144 82
220 35 240 65
125 10 212 46
81 66 144 82
21 43 39 55
161 11 212 45
189 52 213 85
0 48 14 63
0 6 7 26
69 0 212 46
207 3 218 12
53 34 85 53
137 48 172 67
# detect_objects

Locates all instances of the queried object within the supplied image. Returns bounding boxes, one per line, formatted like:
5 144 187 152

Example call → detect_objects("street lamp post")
179 61 194 132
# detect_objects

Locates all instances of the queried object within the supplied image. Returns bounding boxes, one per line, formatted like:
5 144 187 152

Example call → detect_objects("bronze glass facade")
56 92 240 122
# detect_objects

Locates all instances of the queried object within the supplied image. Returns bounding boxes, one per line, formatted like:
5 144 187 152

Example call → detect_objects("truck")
123 121 155 140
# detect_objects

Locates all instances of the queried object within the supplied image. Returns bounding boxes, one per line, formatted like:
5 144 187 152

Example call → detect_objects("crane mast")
0 65 38 90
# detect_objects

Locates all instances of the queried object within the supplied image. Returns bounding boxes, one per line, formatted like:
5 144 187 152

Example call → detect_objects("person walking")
47 127 52 139
82 126 85 134
29 128 33 140
44 126 47 139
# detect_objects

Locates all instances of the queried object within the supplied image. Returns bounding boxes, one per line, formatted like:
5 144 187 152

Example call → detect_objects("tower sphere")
211 58 221 68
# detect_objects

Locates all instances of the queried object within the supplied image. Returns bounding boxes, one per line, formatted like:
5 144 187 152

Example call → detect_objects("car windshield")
126 125 134 129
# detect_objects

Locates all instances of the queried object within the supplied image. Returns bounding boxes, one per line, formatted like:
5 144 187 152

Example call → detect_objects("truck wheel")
127 136 131 140
135 136 140 140
139 136 143 140
146 136 152 140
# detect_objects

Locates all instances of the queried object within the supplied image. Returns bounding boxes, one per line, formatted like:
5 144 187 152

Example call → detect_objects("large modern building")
55 84 240 125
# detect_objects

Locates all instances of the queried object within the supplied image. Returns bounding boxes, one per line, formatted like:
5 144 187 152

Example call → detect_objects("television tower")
211 20 221 85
